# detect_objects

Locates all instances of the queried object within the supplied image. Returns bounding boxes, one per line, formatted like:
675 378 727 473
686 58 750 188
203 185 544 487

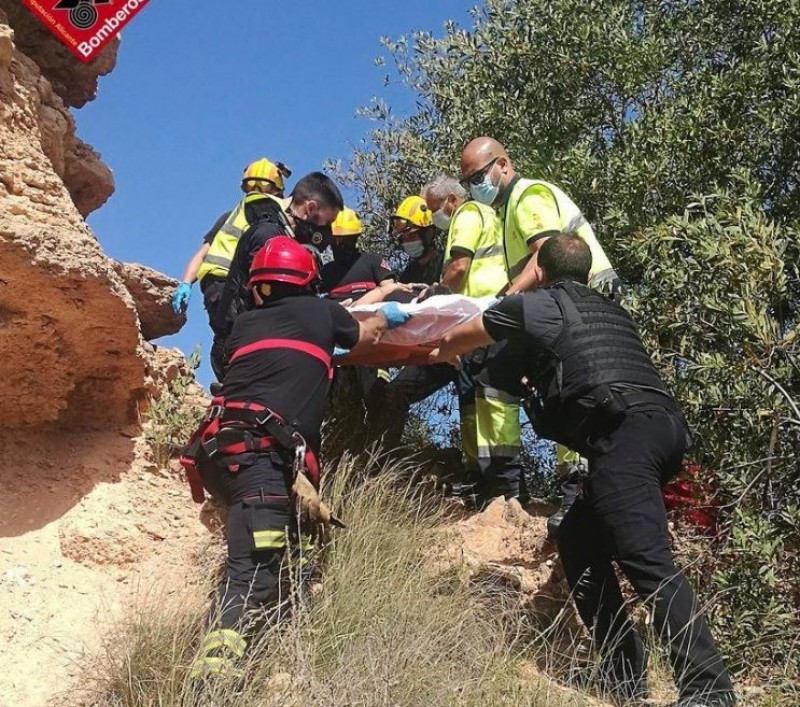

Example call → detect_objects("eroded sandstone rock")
115 262 186 341
0 6 178 429
443 497 571 623
0 0 118 108
0 3 115 218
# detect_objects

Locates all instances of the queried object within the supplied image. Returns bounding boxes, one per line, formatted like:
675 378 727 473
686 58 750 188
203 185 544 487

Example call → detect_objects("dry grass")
73 449 800 706
76 453 595 707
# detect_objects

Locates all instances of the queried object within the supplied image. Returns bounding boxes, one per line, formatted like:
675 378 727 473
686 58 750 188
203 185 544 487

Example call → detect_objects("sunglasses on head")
459 157 499 189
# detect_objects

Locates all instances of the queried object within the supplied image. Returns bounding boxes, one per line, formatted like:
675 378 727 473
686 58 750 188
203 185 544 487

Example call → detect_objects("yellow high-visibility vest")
446 201 508 297
501 178 613 284
197 193 284 281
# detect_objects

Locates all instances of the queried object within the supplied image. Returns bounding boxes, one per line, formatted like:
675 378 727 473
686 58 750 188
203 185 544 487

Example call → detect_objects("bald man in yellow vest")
460 137 619 534
459 137 618 295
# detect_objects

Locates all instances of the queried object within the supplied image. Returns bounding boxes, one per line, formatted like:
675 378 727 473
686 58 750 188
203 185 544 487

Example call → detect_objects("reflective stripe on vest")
475 388 521 462
230 337 334 378
447 201 508 298
502 179 613 281
197 193 280 281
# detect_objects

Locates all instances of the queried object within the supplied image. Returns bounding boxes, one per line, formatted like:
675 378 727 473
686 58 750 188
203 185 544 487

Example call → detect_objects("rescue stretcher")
335 294 497 367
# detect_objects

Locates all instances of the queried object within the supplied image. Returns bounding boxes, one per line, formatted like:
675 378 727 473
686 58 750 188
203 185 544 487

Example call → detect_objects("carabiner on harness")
293 438 307 479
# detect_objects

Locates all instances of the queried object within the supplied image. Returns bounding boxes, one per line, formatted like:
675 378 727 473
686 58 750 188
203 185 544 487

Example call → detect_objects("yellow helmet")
332 207 363 237
393 195 432 228
242 158 291 193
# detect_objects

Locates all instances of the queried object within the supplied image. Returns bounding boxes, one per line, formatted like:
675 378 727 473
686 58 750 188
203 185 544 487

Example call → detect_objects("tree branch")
750 365 800 423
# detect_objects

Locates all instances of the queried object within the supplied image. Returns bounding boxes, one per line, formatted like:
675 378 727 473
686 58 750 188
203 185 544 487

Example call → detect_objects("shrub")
141 346 204 470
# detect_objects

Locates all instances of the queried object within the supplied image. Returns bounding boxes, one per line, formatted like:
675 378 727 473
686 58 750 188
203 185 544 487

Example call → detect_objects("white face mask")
402 239 425 259
469 169 500 205
432 208 452 231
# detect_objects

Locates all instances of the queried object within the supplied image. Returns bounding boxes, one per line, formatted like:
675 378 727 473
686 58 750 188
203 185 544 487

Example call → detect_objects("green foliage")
624 184 800 676
338 0 800 266
142 346 204 470
334 0 800 682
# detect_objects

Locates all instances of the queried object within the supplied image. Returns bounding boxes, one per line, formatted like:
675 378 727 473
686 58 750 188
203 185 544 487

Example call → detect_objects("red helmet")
248 236 319 288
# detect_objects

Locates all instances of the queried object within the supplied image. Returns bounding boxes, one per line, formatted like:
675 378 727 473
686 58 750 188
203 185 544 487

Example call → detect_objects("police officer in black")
430 233 735 707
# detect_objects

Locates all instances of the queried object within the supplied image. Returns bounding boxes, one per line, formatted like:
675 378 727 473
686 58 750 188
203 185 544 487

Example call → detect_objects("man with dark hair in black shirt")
211 172 345 378
189 236 409 679
429 234 735 707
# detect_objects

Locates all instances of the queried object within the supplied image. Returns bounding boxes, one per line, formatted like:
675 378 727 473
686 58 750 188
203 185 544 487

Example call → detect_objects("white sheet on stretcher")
346 294 499 346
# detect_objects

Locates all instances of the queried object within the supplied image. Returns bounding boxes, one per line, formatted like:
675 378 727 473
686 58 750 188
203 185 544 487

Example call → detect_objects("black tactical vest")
525 280 678 452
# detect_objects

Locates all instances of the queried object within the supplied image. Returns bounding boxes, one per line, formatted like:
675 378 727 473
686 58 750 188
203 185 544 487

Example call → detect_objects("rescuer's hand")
380 301 411 329
416 282 452 303
172 281 192 314
428 347 461 369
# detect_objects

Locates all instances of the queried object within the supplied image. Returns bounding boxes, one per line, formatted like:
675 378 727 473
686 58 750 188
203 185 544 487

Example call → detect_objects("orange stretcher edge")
335 342 436 368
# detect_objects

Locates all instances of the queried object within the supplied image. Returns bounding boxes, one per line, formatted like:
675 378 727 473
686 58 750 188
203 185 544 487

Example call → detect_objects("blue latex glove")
333 346 351 357
380 301 411 329
172 281 192 314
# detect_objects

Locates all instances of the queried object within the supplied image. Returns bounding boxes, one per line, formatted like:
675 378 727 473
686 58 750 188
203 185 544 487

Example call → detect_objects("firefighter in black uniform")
186 236 409 678
212 172 345 377
430 233 735 707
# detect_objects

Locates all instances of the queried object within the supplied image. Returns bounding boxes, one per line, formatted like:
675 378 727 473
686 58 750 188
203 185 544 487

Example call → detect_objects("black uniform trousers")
558 407 734 702
200 451 294 631
199 274 229 381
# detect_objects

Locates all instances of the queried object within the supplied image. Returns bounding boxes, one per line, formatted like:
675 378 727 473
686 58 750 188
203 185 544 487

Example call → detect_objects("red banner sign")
20 0 150 63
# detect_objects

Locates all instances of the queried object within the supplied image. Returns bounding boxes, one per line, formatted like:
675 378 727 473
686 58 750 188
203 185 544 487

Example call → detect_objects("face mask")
469 169 500 205
292 211 332 250
402 240 425 259
432 208 452 231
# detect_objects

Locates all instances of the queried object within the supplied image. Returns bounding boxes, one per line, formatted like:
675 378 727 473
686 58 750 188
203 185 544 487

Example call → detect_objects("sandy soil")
0 429 212 706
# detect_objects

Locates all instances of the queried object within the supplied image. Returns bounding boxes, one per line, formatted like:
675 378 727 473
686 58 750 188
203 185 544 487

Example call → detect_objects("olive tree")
335 0 800 680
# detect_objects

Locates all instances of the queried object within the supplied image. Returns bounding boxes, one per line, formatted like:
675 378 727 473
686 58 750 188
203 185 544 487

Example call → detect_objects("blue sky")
77 0 472 384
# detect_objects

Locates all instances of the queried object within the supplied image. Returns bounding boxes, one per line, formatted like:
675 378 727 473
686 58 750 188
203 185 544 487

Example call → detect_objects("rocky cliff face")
0 8 206 704
0 2 185 431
